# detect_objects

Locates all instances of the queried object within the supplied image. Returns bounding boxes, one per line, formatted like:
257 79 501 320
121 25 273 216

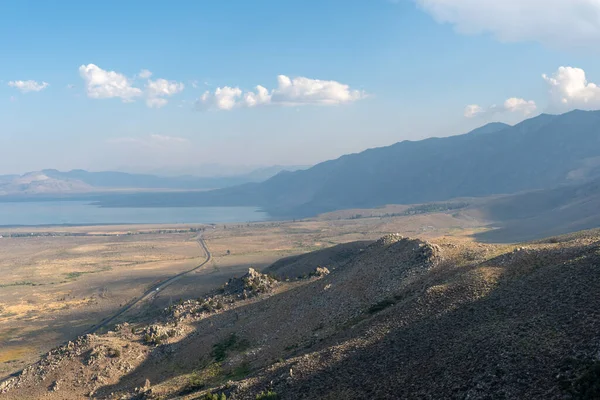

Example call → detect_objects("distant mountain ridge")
93 109 600 217
0 165 308 196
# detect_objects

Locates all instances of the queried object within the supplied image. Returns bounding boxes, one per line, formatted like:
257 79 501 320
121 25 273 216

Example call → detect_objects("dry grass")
0 209 488 381
0 230 203 379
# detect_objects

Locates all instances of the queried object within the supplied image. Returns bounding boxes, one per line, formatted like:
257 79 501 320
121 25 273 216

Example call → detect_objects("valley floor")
0 211 484 382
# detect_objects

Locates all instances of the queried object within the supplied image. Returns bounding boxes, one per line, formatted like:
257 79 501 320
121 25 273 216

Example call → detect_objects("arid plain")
0 209 485 381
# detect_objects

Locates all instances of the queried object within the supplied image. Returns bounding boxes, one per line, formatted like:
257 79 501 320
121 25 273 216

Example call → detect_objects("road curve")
85 235 211 334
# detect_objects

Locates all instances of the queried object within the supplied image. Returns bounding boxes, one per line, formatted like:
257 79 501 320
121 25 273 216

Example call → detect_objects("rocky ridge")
2 233 600 399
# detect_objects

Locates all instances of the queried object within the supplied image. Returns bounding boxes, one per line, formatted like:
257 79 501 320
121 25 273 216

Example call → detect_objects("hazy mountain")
94 110 600 217
0 172 93 195
474 177 600 242
0 165 308 196
116 164 310 179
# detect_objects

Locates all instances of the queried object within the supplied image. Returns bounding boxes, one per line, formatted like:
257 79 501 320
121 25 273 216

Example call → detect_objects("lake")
0 201 269 226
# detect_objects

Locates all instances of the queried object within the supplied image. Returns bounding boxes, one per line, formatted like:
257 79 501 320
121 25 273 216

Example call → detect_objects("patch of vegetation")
256 390 278 400
368 298 396 314
178 372 206 395
106 347 121 358
201 393 227 400
211 333 250 362
64 266 112 280
0 281 37 288
227 361 251 380
65 272 85 279
179 363 225 395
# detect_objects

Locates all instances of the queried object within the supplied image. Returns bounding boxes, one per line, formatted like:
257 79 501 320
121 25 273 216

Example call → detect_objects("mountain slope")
473 177 600 242
3 232 600 399
94 110 600 217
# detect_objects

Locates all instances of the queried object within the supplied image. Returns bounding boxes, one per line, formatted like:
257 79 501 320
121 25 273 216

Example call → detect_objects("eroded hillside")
2 232 600 399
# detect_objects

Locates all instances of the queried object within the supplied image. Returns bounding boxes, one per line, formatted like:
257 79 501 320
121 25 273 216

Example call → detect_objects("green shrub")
211 333 250 362
228 362 251 380
107 347 121 358
178 373 205 395
256 390 278 400
201 392 226 400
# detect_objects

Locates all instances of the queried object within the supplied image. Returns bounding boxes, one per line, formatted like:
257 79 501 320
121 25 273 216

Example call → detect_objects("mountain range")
93 110 600 218
0 166 308 196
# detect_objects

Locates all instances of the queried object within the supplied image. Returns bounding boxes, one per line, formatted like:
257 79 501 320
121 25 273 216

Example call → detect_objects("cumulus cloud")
145 78 185 108
543 66 600 110
199 86 242 111
464 98 537 118
464 104 483 118
243 85 271 107
79 64 184 107
138 69 153 79
271 75 365 105
79 64 142 102
415 0 600 48
503 97 537 115
8 80 49 93
197 75 365 111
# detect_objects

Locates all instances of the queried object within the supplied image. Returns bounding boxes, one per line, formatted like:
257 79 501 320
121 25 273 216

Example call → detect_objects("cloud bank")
415 0 600 48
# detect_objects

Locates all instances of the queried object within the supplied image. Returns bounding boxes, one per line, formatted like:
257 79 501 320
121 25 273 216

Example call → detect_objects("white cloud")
464 104 483 118
243 85 271 107
197 75 366 111
149 134 188 143
79 64 184 108
271 75 365 106
8 80 49 93
66 84 76 90
199 86 242 110
464 97 537 118
138 69 153 79
503 97 537 115
79 64 142 102
145 78 185 108
543 66 600 110
109 134 189 147
415 0 600 48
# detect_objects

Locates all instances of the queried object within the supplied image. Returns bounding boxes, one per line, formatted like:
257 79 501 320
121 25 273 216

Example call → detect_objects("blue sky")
1 0 600 174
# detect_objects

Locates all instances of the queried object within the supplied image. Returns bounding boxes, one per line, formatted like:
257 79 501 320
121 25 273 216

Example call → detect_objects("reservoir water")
0 201 269 226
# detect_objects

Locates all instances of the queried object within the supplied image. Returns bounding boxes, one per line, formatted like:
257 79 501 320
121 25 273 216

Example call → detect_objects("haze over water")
0 201 268 226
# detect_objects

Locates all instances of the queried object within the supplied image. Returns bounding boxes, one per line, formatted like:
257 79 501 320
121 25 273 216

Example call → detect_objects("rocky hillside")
263 240 372 279
2 233 600 399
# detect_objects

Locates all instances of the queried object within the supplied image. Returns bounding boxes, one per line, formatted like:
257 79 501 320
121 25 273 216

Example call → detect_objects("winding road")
85 235 211 334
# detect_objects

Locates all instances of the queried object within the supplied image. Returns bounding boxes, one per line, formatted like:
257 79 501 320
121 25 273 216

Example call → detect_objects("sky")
2 0 600 175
